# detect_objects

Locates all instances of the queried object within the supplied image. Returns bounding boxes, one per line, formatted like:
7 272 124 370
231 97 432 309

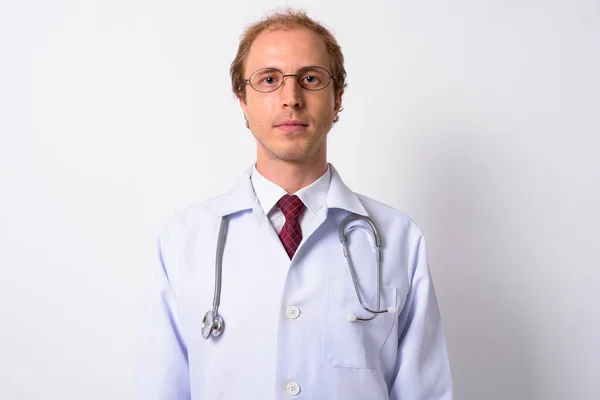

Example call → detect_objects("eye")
297 67 330 89
250 69 283 90
301 75 320 85
263 75 279 85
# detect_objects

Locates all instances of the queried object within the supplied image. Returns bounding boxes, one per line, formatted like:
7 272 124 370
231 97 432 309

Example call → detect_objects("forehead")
245 27 331 74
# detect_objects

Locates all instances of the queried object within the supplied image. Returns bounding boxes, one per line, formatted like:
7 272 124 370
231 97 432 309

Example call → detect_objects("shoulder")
354 192 424 238
354 193 429 279
160 194 226 239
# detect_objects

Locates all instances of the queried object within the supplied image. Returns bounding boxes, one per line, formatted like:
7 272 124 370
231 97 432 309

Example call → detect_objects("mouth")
275 120 309 133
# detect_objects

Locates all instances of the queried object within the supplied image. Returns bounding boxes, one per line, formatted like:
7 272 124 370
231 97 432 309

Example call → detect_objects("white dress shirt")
250 164 332 235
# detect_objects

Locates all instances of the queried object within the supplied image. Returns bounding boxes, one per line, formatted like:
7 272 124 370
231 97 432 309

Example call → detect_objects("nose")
279 75 304 109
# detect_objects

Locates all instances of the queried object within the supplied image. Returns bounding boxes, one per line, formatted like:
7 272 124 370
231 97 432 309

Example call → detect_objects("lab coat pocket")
323 278 398 370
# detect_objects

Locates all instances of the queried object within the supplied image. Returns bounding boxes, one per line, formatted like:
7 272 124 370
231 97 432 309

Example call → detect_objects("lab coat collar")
251 163 332 217
326 164 368 216
204 163 368 218
203 164 256 218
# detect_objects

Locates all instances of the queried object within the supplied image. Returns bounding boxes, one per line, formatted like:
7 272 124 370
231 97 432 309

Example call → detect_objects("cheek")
247 95 277 119
322 90 336 110
246 97 280 132
313 95 336 120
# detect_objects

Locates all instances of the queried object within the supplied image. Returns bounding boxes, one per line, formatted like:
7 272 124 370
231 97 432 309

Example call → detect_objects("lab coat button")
286 381 301 396
286 305 301 319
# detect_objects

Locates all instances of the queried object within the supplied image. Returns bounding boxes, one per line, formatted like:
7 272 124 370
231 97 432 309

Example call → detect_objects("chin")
272 150 310 162
258 134 325 162
272 143 324 163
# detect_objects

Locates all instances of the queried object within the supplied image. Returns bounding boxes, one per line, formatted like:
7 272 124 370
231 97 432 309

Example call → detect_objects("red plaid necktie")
277 194 306 259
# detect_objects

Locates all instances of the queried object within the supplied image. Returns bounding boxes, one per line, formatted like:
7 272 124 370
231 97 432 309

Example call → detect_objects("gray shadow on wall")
409 129 536 400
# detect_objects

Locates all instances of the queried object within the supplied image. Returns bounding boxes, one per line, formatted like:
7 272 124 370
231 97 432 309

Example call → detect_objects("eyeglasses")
243 66 335 93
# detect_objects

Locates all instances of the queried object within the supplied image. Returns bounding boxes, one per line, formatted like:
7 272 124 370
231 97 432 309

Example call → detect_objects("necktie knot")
277 194 305 220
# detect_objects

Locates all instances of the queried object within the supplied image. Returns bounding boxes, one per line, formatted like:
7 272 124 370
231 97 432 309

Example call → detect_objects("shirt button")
286 381 301 396
286 305 301 319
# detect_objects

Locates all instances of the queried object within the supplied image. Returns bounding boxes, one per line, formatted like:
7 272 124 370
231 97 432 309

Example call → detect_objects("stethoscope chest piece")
202 310 224 339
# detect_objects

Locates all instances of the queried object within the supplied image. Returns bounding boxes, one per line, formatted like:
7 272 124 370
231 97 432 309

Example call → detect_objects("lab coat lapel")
253 198 295 265
291 164 369 262
205 165 291 262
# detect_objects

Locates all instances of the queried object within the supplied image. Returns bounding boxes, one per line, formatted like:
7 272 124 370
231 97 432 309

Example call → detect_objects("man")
135 9 453 400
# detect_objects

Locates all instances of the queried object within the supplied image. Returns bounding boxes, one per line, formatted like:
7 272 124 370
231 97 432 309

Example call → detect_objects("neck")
255 152 328 194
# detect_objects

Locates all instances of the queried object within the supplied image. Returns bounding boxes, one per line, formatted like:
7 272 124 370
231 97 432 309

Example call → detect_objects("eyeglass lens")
250 67 331 92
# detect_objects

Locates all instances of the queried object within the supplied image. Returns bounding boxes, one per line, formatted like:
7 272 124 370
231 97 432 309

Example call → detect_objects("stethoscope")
201 213 396 339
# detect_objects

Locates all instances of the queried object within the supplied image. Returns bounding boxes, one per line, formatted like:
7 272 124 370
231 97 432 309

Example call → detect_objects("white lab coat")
134 163 453 399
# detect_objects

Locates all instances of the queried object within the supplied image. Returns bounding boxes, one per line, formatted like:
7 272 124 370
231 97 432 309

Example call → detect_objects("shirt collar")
203 163 368 218
250 163 331 217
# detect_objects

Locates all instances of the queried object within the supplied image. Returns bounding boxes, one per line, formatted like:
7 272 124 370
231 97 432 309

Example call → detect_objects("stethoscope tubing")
213 214 229 315
339 214 388 321
203 212 393 338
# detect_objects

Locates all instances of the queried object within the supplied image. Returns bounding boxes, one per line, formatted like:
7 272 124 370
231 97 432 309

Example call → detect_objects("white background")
1 0 599 399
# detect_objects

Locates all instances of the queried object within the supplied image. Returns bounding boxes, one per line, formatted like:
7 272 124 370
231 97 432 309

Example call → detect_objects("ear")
238 94 250 122
237 94 251 129
238 94 247 113
334 88 344 113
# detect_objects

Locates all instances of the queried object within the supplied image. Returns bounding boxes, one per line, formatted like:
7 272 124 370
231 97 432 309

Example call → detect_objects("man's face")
239 28 343 164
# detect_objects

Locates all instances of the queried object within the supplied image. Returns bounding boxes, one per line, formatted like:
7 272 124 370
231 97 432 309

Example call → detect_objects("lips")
275 120 308 127
274 119 308 133
275 120 309 133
